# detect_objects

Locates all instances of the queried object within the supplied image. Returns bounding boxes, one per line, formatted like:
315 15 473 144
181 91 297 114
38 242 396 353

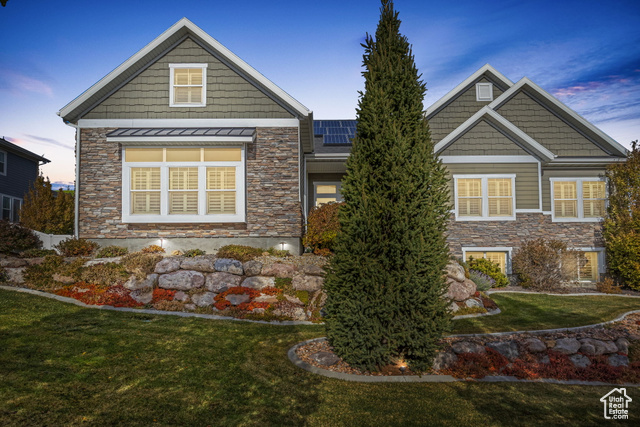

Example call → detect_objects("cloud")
0 69 54 97
24 134 75 150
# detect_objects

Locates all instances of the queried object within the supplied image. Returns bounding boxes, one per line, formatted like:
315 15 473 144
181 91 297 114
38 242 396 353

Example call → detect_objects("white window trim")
476 82 493 101
313 181 342 206
121 146 245 223
0 150 6 175
568 247 605 282
1 193 22 222
453 174 516 221
169 63 208 107
550 177 606 223
462 247 513 274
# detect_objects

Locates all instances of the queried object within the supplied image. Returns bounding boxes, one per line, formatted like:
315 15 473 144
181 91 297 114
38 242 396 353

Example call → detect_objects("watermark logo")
600 388 632 420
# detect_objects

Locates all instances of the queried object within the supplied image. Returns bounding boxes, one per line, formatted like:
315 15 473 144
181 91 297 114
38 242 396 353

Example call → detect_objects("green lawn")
1 289 640 426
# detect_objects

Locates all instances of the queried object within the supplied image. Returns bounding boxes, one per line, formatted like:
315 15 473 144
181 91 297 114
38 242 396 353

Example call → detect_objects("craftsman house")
59 19 627 281
0 137 50 223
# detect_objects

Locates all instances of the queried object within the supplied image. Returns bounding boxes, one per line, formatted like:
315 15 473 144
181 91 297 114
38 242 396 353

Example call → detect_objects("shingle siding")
428 77 505 143
83 38 294 120
441 120 528 156
496 91 608 156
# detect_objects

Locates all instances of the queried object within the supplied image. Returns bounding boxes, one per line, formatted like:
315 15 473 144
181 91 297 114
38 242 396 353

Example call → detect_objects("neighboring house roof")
0 137 50 164
57 17 311 123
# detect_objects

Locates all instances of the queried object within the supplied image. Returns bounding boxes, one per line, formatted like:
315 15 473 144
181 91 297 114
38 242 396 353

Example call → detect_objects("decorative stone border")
288 337 640 386
487 290 640 298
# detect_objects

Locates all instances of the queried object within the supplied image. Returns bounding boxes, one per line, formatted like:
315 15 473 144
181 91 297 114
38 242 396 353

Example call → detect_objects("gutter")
63 120 80 238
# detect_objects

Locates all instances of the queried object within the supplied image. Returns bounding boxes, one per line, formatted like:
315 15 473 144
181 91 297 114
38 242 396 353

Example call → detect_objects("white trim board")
77 118 300 128
441 155 538 164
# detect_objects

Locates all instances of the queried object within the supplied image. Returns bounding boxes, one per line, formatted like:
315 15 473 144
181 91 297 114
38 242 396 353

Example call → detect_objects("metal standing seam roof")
313 120 357 146
106 128 256 137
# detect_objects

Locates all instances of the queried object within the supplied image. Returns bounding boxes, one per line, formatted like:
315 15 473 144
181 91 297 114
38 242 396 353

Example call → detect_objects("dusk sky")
1 0 638 187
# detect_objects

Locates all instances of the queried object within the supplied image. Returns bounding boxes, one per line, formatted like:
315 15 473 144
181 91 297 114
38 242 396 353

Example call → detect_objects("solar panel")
314 120 357 145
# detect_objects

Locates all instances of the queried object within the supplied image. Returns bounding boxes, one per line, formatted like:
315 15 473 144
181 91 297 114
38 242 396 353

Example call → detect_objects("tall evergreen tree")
20 175 75 235
324 0 452 372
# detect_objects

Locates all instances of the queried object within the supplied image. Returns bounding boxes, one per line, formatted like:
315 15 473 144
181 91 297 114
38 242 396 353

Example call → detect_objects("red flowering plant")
56 282 142 307
152 288 176 303
213 286 268 312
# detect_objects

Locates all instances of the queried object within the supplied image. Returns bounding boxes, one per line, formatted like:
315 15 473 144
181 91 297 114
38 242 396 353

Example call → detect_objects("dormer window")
476 82 493 101
169 64 207 107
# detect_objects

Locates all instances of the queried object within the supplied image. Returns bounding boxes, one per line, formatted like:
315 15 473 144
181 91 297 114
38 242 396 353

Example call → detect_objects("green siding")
84 38 294 119
541 167 606 211
444 163 539 210
496 91 607 156
428 77 504 143
441 119 528 156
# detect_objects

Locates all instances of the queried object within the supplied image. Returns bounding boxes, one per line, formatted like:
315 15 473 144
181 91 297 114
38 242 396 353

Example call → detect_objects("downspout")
63 120 80 238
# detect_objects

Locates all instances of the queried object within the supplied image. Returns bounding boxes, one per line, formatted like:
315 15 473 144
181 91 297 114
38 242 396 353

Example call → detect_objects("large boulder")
262 263 296 278
241 276 275 290
0 258 28 268
433 351 458 370
243 260 263 277
226 293 251 306
4 267 25 284
154 257 182 274
445 261 466 282
553 338 580 355
191 292 216 307
158 270 205 290
205 272 242 293
310 351 340 367
299 265 326 276
180 257 216 273
292 274 324 292
214 258 244 276
570 354 591 368
522 338 547 353
451 341 485 355
124 274 158 291
487 341 519 361
445 277 476 302
579 338 618 356
130 288 153 304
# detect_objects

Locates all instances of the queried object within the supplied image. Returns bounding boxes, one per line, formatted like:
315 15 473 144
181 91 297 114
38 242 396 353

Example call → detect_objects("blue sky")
1 0 639 186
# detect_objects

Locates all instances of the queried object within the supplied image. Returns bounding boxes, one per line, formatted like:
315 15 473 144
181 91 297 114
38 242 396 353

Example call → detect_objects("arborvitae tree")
604 140 640 290
20 175 75 235
324 0 452 372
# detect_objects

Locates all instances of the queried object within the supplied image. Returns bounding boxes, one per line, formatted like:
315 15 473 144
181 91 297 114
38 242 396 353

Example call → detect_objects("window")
565 251 601 282
1 194 21 222
476 82 493 101
169 64 207 107
122 147 244 223
464 249 510 274
314 182 342 207
0 150 6 175
454 175 515 220
551 178 605 222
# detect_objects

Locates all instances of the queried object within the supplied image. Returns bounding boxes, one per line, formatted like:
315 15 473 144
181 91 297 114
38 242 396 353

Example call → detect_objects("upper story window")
0 150 6 175
476 82 493 101
551 178 605 222
169 64 208 107
122 147 244 223
454 175 516 221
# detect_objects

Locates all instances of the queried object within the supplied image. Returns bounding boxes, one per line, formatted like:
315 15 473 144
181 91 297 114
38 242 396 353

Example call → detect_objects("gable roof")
0 137 50 164
425 64 513 118
58 18 311 123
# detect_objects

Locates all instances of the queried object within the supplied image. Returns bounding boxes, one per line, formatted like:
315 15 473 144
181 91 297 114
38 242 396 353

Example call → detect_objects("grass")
2 289 640 426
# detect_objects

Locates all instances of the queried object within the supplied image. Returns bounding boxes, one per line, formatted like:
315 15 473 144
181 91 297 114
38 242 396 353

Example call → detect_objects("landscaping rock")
205 272 242 292
608 354 629 367
487 341 519 361
180 257 216 273
262 263 296 278
465 298 483 308
4 267 25 284
154 257 182 274
173 291 190 302
243 260 263 277
570 354 591 368
0 258 28 268
603 340 619 354
539 355 551 365
84 257 122 267
448 302 460 313
124 274 158 291
242 276 275 290
284 294 304 305
445 261 466 282
52 273 76 284
310 351 341 367
252 308 266 314
130 288 153 304
158 270 205 290
579 343 596 356
191 292 216 307
292 274 324 292
553 338 580 355
184 303 196 311
579 338 617 356
616 338 630 354
299 264 325 276
445 277 476 302
433 351 458 370
272 301 306 320
226 294 251 306
522 338 547 353
254 295 278 303
214 258 244 275
451 341 486 355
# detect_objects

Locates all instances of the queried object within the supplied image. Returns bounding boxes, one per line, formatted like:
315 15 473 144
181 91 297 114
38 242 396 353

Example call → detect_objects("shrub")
183 248 206 257
55 238 98 257
512 238 579 291
80 263 128 287
0 265 6 283
22 254 65 289
19 248 57 258
467 257 508 288
152 300 184 311
141 244 165 254
266 247 289 257
95 245 129 258
216 245 263 262
596 276 622 294
303 202 343 253
121 252 163 279
468 269 496 291
19 175 74 235
0 220 42 254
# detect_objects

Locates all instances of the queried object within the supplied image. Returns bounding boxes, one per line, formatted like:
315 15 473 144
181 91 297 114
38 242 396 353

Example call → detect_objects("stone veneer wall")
447 213 604 256
78 127 302 240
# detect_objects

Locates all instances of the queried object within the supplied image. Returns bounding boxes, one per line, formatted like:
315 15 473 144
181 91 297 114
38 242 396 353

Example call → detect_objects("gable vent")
476 82 494 101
